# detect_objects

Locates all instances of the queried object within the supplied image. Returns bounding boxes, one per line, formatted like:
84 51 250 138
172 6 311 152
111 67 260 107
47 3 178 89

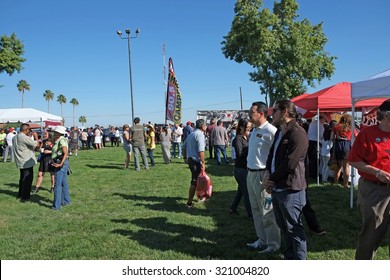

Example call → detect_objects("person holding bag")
182 119 207 208
50 126 70 210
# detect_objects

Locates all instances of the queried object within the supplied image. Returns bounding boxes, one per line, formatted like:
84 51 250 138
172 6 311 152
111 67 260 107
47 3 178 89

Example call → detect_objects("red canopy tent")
291 82 387 187
293 82 387 112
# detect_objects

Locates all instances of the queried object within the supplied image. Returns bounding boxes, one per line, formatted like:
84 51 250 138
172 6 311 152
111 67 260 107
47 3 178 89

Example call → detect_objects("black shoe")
229 209 239 215
49 188 54 193
32 188 39 194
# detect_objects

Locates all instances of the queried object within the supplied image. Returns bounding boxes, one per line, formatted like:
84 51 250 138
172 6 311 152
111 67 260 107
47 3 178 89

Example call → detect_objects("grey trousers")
356 177 390 259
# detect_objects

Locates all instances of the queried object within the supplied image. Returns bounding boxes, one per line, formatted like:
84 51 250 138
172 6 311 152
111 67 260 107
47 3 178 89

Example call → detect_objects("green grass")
0 145 388 260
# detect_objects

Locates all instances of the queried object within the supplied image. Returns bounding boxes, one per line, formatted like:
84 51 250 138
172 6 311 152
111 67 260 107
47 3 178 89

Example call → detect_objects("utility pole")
239 86 243 110
163 44 167 123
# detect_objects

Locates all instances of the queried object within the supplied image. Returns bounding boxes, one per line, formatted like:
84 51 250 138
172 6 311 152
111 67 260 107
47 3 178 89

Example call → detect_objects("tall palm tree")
17 80 30 108
70 98 79 127
57 94 67 120
79 116 87 126
43 90 54 113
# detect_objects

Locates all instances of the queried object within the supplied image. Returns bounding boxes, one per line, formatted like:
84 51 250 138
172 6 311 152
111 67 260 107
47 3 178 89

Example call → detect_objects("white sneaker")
246 239 266 250
259 246 278 254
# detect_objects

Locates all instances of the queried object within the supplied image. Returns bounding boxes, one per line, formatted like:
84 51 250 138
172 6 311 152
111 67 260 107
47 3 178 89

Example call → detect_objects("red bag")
196 170 213 199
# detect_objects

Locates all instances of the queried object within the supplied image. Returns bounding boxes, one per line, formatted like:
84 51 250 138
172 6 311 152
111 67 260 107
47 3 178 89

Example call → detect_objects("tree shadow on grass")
111 190 282 259
112 183 369 259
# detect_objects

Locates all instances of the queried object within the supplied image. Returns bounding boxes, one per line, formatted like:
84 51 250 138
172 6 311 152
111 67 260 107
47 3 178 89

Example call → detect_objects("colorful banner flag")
165 58 182 124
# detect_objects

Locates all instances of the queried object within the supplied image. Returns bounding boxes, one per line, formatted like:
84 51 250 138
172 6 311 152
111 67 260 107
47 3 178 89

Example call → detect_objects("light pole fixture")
117 28 141 123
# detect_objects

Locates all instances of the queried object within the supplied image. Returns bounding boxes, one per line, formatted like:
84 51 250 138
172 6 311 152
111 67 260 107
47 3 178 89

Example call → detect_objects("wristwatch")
375 169 382 179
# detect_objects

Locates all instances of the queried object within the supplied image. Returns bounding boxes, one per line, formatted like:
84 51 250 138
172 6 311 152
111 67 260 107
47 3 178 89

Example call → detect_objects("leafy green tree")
57 94 67 120
0 33 26 76
79 116 87 126
43 90 54 113
222 0 336 105
70 98 79 127
16 80 30 108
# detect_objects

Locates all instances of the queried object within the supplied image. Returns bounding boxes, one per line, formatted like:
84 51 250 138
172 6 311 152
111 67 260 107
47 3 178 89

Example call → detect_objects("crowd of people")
2 97 390 260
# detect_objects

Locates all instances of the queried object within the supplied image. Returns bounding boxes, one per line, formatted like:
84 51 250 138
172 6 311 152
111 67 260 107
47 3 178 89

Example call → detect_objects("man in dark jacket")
263 99 309 260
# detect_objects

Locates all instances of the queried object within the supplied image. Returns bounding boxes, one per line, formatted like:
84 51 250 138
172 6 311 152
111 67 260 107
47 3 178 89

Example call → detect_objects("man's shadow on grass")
112 217 219 259
86 164 124 170
113 193 184 212
0 185 53 208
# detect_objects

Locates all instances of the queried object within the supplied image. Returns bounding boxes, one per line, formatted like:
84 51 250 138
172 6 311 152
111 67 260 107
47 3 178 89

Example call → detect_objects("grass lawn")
0 144 388 260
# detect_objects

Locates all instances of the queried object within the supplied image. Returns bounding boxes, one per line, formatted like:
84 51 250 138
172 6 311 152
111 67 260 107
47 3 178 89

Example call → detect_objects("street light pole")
117 28 140 123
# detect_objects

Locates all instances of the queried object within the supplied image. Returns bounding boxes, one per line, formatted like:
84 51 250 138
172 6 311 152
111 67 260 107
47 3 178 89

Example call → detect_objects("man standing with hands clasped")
348 99 390 260
12 123 39 202
263 100 309 260
246 101 280 254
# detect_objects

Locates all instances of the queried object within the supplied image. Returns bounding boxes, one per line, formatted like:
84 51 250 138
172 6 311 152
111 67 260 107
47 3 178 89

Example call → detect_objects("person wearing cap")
182 119 207 208
50 126 71 210
3 127 16 162
12 123 39 202
182 121 194 143
348 99 390 259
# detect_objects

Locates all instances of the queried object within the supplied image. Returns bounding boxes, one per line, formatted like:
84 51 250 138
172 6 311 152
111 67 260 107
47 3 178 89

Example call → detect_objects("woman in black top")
33 131 54 193
229 119 252 219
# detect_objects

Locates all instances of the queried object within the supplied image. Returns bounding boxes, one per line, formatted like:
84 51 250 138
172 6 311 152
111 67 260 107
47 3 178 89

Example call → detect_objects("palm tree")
57 94 67 120
79 116 87 126
43 90 54 113
70 98 79 127
17 80 30 108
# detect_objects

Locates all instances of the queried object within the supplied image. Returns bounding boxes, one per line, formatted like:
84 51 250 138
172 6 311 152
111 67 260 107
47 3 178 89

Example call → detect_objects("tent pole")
350 100 356 209
317 108 320 186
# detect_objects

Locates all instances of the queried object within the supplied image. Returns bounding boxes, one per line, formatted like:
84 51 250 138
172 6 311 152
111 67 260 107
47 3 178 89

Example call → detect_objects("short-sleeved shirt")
12 133 38 169
183 129 205 163
348 124 390 181
130 124 145 147
247 121 277 170
52 136 68 160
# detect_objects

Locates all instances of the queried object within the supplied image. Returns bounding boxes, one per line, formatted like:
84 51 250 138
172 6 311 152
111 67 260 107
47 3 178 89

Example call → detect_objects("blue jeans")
214 145 228 164
171 142 182 158
52 159 70 210
147 148 155 166
133 145 149 171
272 189 307 260
230 167 252 218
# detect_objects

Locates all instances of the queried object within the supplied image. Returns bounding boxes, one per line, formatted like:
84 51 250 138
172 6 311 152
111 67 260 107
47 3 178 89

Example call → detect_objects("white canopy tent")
350 69 390 208
0 108 62 125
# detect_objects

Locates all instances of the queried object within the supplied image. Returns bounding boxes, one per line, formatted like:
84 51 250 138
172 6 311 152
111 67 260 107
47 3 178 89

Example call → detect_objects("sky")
1 0 389 128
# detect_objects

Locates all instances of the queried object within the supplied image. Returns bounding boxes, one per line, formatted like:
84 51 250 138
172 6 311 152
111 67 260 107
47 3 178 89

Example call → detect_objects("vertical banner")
165 58 182 124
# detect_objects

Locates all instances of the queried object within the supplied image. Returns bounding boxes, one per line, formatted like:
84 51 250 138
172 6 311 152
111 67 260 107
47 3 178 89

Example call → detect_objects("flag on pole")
165 58 182 124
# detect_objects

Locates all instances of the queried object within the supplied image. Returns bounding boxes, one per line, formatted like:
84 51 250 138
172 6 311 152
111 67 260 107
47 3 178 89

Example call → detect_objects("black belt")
247 168 266 172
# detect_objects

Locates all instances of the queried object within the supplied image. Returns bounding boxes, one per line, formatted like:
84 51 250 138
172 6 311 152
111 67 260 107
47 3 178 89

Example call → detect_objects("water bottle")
264 197 272 210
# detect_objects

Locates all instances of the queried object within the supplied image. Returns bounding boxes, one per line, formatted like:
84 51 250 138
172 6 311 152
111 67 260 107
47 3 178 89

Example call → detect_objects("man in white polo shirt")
246 101 280 253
